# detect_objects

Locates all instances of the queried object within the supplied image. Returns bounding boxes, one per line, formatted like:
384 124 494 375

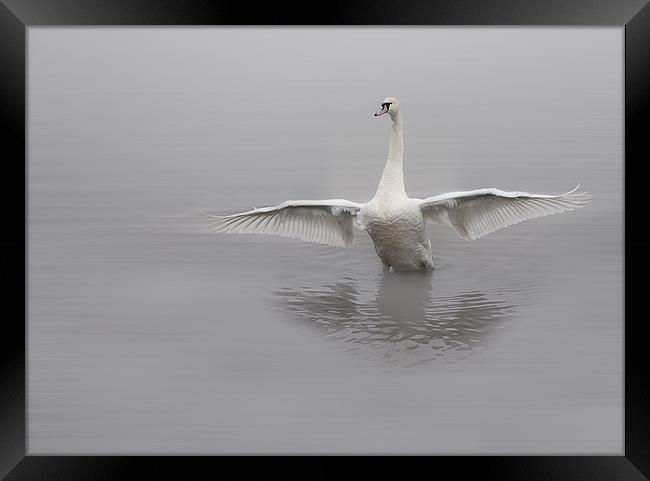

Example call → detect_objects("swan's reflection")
273 271 519 366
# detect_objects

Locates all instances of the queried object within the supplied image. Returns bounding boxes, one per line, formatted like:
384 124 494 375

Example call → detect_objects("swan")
203 97 591 272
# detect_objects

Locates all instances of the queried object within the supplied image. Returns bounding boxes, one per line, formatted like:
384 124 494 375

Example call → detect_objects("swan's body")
362 197 434 271
205 97 590 272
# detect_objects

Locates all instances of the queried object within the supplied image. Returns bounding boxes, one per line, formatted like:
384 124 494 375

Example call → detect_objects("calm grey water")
28 28 623 454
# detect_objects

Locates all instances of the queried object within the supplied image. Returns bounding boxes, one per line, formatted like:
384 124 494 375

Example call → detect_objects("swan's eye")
381 102 391 111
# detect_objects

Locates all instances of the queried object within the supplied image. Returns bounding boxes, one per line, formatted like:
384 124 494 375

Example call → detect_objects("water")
28 27 622 454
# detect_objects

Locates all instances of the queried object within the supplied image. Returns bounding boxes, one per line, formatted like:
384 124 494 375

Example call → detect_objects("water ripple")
271 271 536 366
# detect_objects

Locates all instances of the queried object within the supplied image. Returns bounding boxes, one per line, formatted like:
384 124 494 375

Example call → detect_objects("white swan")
204 97 591 272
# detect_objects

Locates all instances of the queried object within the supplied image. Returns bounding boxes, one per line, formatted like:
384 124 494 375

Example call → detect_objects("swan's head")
374 97 400 119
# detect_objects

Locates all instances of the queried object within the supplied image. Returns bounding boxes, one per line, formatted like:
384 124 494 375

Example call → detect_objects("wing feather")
419 185 591 240
201 199 363 247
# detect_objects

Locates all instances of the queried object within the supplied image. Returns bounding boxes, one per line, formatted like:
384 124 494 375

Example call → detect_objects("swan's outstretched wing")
202 199 363 247
418 185 591 240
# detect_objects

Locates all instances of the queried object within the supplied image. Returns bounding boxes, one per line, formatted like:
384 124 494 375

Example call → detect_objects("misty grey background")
28 28 623 454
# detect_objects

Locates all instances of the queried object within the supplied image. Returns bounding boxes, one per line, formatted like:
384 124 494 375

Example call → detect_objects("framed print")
2 0 649 479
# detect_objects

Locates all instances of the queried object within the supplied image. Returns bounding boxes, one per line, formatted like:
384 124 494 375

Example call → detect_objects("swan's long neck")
375 112 405 200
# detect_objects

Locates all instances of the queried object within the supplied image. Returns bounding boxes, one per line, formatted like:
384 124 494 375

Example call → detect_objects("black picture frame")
2 1 648 479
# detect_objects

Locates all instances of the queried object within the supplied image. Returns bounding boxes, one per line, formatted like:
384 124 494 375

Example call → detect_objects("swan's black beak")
374 110 387 117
